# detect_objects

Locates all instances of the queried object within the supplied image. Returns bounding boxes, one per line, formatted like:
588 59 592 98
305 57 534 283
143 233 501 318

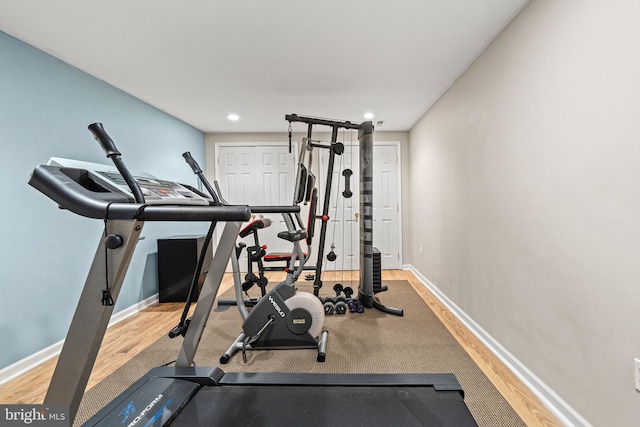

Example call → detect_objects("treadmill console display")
95 171 208 205
49 157 210 206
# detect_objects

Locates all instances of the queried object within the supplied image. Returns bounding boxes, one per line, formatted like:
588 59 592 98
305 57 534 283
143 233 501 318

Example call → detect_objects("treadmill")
29 123 478 427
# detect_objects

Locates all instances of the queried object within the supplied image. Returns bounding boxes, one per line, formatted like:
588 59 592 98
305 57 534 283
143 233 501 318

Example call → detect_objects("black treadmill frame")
86 368 476 426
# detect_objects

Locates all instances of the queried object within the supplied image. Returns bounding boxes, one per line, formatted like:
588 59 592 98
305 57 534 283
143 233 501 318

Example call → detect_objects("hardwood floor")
0 270 562 426
400 271 563 427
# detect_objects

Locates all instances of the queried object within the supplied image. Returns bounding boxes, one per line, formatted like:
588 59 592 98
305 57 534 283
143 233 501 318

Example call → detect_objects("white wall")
407 0 640 425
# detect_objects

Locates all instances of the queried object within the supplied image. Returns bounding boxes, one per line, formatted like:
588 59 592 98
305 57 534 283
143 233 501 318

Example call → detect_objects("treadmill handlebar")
182 151 203 175
28 164 251 222
249 205 299 214
88 122 120 158
182 151 220 205
136 205 251 222
88 123 145 204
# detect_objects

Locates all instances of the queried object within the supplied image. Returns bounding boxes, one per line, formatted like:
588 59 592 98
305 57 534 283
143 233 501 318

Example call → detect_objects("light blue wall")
0 31 209 371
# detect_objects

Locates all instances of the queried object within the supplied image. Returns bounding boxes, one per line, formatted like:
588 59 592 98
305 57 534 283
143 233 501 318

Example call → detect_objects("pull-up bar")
285 113 362 130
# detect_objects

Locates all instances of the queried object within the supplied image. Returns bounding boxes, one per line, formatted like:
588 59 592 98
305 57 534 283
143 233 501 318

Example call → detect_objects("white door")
320 144 359 272
372 145 401 268
319 142 401 270
215 144 298 264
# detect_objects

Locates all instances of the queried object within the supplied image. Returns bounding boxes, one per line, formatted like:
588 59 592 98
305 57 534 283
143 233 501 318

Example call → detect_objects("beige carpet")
75 280 525 426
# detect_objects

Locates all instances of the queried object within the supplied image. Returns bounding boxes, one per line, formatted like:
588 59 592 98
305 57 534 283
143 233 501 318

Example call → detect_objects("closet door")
319 142 401 270
372 144 401 269
216 144 297 265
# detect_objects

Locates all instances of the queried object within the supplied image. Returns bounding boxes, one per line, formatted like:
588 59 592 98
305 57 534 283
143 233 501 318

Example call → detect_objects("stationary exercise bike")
223 185 327 363
179 152 328 363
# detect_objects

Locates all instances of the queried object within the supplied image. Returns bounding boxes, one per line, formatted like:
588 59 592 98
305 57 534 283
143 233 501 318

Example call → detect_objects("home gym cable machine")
285 114 402 315
30 122 475 426
285 114 352 297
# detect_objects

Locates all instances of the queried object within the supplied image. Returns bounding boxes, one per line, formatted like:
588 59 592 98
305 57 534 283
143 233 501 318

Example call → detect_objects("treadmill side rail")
221 372 463 393
44 219 143 422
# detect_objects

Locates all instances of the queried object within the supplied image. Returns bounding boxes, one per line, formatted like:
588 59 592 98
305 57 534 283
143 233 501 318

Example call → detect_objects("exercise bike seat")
261 230 309 266
277 229 308 243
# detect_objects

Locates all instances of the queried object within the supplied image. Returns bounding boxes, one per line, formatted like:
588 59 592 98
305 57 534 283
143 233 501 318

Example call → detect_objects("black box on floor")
157 235 212 303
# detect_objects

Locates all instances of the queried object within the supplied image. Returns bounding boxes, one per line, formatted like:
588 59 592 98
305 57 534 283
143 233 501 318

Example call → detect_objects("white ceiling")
0 0 528 133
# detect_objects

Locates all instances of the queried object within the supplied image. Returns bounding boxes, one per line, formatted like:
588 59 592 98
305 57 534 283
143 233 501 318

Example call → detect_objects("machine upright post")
358 121 404 316
358 122 375 307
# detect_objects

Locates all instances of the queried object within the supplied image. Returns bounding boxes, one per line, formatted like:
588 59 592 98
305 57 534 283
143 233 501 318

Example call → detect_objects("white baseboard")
108 293 159 328
403 264 590 427
0 293 159 387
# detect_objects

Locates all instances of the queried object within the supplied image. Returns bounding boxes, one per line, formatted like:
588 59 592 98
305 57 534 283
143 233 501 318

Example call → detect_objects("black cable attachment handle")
88 123 145 204
342 169 353 198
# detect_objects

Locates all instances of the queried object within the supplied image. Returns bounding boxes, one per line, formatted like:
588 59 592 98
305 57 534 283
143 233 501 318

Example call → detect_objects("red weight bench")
263 187 317 274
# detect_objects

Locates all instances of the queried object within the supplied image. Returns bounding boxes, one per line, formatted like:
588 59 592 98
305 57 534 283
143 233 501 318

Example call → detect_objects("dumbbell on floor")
348 299 365 313
323 297 335 315
322 295 348 315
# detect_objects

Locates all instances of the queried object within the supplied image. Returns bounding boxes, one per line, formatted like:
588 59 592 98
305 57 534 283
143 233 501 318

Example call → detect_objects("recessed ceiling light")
363 112 374 119
228 114 239 121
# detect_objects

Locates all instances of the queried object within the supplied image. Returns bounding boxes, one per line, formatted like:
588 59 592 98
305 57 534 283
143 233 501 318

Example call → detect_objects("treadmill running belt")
174 385 478 426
